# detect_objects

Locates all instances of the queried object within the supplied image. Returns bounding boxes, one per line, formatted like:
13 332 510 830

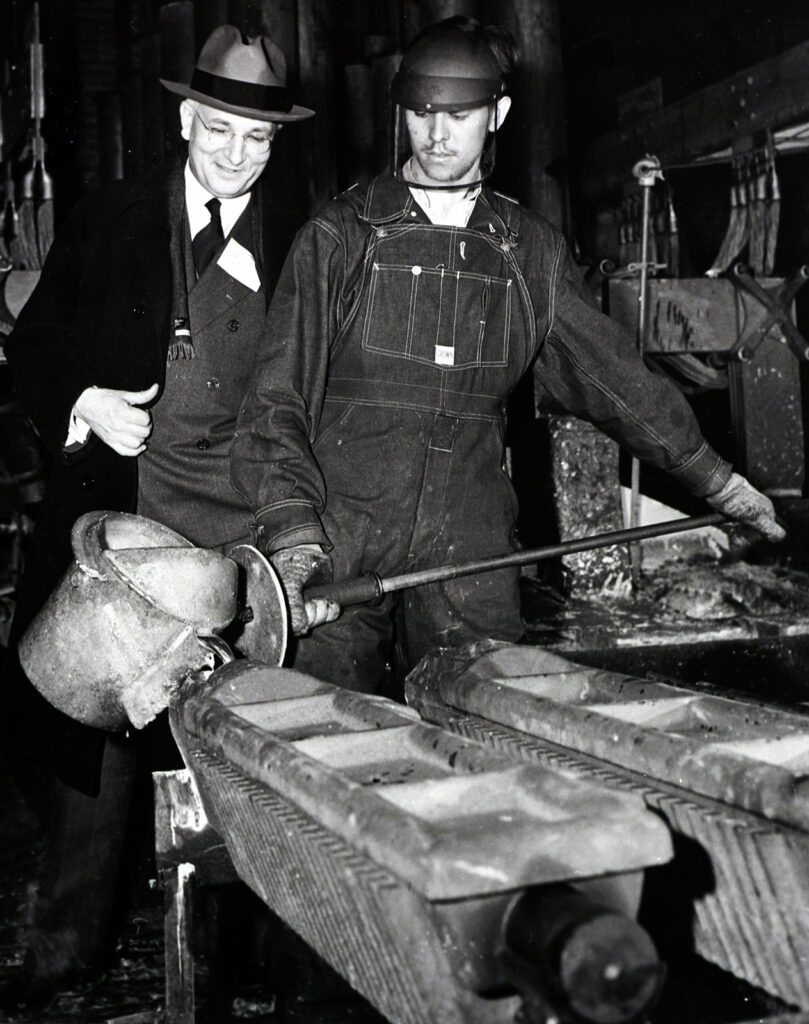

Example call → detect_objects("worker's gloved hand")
269 544 340 635
705 472 786 543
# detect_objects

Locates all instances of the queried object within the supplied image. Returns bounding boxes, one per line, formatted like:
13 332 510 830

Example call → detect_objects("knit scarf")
166 169 195 361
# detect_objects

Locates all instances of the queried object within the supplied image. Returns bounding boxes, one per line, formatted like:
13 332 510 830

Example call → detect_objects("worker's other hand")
270 544 340 635
706 472 786 543
74 383 159 456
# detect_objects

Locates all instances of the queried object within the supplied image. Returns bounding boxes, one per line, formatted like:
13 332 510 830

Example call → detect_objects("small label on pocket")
435 345 455 366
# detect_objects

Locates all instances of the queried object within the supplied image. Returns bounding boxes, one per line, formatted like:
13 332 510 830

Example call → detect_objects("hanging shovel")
16 144 39 270
29 8 53 263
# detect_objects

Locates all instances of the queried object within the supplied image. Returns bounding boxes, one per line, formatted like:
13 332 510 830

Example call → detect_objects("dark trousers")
24 732 138 979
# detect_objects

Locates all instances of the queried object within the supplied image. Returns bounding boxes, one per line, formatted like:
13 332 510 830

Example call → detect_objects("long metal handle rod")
307 513 725 607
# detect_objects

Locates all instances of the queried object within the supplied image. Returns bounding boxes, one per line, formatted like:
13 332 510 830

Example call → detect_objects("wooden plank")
579 39 809 202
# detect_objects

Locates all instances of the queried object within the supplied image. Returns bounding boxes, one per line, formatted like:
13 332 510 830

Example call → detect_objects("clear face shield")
392 99 501 191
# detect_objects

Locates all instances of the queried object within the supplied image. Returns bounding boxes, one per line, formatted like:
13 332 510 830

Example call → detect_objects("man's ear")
179 99 196 141
489 95 511 132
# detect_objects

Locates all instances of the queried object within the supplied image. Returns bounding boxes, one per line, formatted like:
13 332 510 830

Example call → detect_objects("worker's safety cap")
391 27 505 112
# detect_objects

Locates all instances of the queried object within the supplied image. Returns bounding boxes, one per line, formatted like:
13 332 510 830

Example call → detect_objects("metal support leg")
164 862 195 1024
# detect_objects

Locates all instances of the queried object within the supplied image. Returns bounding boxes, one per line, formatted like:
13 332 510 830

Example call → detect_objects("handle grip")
306 571 384 608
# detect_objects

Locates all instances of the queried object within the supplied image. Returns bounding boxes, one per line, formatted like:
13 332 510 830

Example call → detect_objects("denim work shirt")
232 173 731 553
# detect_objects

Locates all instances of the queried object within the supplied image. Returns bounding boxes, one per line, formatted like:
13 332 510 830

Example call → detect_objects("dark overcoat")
2 163 301 793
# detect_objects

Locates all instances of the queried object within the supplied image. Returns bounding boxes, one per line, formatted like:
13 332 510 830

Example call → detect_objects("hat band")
190 69 293 113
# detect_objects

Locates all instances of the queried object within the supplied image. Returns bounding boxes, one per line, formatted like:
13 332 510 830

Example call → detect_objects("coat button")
132 304 146 318
206 377 220 390
196 438 210 451
227 319 239 332
82 474 95 489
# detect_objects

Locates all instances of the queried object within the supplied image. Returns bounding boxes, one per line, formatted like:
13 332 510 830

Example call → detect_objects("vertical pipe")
160 3 196 163
371 53 402 178
97 92 124 183
296 0 337 205
343 64 375 187
628 157 662 582
496 0 567 228
140 34 165 174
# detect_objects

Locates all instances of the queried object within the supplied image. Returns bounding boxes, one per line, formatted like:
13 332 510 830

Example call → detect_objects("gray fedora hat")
161 24 314 122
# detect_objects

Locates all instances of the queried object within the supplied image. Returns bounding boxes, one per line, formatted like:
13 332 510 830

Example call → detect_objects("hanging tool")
305 513 725 608
707 154 750 277
16 4 46 270
763 138 780 275
30 4 53 262
665 180 680 277
16 143 38 269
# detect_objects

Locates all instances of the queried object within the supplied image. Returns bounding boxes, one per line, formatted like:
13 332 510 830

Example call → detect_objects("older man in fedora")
1 25 312 1004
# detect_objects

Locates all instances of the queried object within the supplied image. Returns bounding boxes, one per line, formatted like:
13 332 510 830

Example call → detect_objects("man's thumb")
124 382 159 406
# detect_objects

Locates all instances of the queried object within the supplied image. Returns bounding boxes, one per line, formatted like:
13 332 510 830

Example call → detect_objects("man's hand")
74 383 159 456
270 544 341 635
706 472 787 543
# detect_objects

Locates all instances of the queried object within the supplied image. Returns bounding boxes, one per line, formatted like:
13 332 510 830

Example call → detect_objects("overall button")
132 303 146 318
196 438 210 451
206 377 220 390
227 319 239 332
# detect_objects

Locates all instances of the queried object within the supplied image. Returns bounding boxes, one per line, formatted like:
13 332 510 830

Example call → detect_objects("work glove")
705 472 786 543
269 544 340 636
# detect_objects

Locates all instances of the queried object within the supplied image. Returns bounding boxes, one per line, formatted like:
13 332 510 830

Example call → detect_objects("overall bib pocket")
361 261 512 369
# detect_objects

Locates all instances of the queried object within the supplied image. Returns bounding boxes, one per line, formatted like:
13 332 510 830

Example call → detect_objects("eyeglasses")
194 110 279 155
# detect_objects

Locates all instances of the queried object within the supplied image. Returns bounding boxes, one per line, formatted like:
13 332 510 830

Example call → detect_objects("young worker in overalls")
233 16 784 693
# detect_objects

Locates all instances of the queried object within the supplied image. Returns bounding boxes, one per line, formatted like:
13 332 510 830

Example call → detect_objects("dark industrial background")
3 3 809 1022
2 0 809 246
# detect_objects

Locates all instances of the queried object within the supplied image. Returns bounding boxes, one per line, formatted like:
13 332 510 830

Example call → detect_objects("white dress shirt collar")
184 162 251 240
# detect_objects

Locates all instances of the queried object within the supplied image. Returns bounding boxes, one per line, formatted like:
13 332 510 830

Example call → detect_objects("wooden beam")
578 39 809 203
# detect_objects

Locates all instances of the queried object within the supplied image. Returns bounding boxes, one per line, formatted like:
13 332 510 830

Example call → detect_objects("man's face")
180 100 278 198
404 103 498 187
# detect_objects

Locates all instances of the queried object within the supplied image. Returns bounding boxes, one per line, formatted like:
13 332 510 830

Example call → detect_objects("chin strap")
398 173 488 193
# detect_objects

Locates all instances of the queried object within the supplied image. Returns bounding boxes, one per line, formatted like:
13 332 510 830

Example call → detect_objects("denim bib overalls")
294 184 539 690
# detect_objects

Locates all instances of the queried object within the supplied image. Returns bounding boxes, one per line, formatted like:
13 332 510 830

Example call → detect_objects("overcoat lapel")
190 200 265 333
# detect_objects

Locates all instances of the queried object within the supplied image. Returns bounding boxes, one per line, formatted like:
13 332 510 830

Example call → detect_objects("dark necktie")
192 197 224 276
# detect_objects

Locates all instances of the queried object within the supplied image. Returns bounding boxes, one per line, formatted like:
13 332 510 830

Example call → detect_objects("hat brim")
161 79 314 122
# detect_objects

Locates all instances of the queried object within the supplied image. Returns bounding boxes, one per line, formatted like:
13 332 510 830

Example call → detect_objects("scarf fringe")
168 338 196 361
